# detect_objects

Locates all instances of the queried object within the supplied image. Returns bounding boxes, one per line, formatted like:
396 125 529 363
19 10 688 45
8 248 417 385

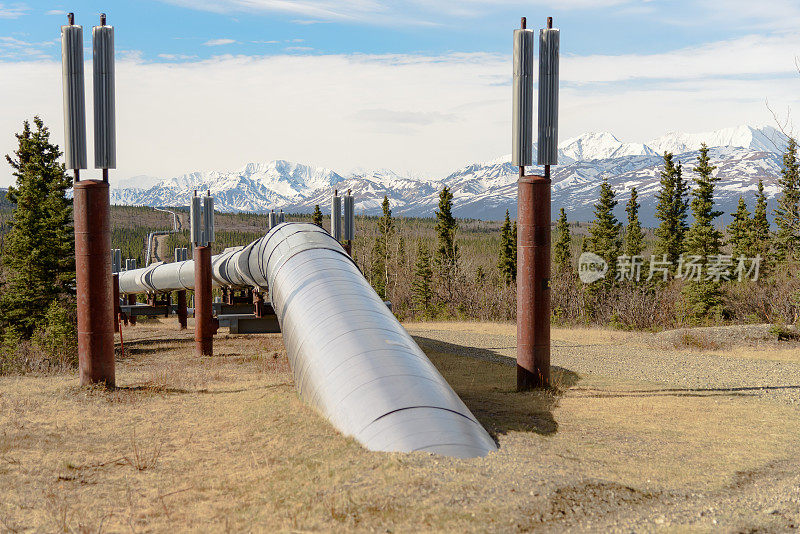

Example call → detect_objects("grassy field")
2 320 799 532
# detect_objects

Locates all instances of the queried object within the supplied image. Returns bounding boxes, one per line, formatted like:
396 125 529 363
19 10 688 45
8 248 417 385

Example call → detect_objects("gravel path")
406 324 800 405
406 322 800 531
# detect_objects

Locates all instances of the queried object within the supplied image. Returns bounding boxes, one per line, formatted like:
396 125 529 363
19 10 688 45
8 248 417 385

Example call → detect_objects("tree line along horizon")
0 117 799 375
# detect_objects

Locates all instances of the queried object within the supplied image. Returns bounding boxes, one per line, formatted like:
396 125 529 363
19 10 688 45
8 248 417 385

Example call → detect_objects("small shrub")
0 298 77 375
768 324 800 341
676 332 720 351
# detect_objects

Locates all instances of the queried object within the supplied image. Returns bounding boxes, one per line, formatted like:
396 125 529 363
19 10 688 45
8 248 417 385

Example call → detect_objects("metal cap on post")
331 190 342 242
204 194 215 244
537 17 559 165
343 190 354 241
190 191 202 246
61 14 87 174
93 14 115 172
512 19 535 167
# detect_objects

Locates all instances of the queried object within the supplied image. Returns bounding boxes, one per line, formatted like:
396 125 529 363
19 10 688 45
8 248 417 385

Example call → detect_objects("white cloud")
562 33 800 83
45 9 66 16
203 38 236 46
0 37 798 188
0 35 53 60
0 3 27 18
158 53 198 60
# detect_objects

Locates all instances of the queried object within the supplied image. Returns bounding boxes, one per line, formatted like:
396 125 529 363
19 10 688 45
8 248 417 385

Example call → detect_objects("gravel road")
406 323 800 406
404 322 800 532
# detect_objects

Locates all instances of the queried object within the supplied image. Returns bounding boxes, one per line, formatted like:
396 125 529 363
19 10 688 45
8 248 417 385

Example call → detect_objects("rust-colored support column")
112 273 120 333
516 166 551 390
253 289 265 318
177 290 187 329
193 245 213 356
127 294 137 325
74 180 115 387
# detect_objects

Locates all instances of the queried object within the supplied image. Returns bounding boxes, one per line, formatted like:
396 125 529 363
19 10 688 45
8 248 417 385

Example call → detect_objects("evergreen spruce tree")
623 188 645 257
411 242 433 314
553 208 572 271
312 204 323 227
498 209 515 283
434 187 459 300
586 180 622 284
683 144 724 320
685 144 723 258
774 137 800 263
752 179 771 267
2 117 74 339
654 152 689 267
580 234 589 253
728 197 753 258
370 195 394 299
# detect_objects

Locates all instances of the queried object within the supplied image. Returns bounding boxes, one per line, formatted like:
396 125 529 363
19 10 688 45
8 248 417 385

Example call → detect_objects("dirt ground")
1 319 799 532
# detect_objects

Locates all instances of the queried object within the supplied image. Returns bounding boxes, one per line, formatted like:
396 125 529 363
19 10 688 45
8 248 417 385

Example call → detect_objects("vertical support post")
253 290 265 318
515 15 557 390
127 294 137 325
194 245 213 356
74 180 115 387
177 290 188 330
112 273 120 333
517 167 551 389
343 189 354 256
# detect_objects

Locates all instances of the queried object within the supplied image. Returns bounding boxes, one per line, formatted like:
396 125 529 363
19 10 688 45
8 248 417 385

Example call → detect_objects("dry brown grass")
1 320 798 531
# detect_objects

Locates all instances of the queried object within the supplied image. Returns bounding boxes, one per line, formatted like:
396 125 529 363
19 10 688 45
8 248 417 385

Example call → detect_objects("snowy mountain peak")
109 124 789 225
559 131 657 162
648 125 785 156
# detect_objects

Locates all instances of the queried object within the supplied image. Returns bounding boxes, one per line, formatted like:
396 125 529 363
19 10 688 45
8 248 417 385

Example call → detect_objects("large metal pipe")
74 180 115 386
117 223 496 457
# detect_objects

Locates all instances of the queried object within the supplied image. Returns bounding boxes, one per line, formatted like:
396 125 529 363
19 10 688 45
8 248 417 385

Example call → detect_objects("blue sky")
0 1 773 60
0 1 798 186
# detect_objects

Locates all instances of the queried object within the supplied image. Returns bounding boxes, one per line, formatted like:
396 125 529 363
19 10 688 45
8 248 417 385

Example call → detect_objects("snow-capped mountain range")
110 125 790 226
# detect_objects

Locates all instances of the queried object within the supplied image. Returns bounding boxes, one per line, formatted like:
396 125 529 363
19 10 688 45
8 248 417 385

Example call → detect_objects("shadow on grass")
113 382 292 396
570 384 800 398
413 336 579 439
118 336 195 357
